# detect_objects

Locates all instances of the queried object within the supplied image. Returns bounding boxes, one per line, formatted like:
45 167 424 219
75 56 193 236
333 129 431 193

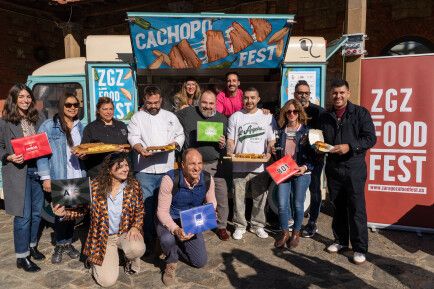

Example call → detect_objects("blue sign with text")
91 66 136 121
128 14 292 70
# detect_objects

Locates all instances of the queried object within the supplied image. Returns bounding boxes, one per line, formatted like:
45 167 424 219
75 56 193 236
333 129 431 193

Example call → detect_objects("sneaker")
326 243 348 253
288 219 294 227
232 228 246 240
64 244 80 259
302 223 318 238
249 227 269 239
51 245 64 264
353 252 366 264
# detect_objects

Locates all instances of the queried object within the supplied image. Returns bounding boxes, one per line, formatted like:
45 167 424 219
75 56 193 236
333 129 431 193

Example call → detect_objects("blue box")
180 203 217 234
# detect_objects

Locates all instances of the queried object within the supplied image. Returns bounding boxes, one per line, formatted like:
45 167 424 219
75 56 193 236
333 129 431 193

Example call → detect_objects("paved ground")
0 207 433 289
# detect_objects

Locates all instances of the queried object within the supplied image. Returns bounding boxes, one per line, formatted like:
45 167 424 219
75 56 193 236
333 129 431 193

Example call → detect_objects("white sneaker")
288 219 294 227
353 252 366 264
249 227 269 239
326 243 347 253
232 228 246 240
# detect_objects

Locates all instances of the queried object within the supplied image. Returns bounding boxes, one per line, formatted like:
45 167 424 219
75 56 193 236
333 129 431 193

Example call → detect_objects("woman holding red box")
0 84 46 272
37 93 86 265
273 99 314 249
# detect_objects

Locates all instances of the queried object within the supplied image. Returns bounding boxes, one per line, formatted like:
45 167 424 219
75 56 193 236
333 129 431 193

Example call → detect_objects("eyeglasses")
296 92 311 96
286 109 299 115
64 102 79 108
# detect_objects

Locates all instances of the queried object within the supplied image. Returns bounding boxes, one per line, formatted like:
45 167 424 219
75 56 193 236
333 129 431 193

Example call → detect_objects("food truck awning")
127 12 295 71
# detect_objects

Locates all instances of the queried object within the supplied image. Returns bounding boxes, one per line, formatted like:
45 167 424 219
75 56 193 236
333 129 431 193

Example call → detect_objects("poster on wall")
127 13 293 70
361 54 434 231
88 64 137 121
280 67 321 106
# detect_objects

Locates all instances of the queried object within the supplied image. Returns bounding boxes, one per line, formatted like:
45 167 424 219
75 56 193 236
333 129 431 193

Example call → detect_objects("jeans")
156 221 207 267
14 167 44 258
202 160 229 229
54 216 75 245
308 161 324 225
135 172 164 243
277 174 311 231
233 172 269 230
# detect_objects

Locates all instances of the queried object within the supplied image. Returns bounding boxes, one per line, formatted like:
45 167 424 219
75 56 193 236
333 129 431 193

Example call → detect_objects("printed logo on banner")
361 55 434 229
92 67 135 120
128 16 290 69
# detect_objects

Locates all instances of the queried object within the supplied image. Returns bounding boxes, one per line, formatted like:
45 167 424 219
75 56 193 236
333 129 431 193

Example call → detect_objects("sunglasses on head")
286 109 299 115
64 102 79 108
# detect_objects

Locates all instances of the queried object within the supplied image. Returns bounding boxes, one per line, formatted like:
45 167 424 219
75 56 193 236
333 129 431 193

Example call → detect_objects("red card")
11 133 52 161
266 155 299 184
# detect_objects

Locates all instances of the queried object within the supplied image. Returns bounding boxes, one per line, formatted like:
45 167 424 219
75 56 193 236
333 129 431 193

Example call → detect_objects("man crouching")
156 148 216 286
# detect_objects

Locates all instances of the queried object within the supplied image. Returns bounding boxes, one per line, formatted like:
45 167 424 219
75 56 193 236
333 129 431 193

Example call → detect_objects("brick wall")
0 10 64 98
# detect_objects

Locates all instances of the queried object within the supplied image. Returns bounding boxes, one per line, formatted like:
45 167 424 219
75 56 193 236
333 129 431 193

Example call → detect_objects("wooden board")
72 143 130 155
230 155 271 163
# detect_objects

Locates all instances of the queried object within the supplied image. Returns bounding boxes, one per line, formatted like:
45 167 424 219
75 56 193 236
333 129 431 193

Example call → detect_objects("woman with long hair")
274 99 314 249
173 78 201 111
52 153 145 287
0 84 46 272
81 97 129 178
37 92 86 264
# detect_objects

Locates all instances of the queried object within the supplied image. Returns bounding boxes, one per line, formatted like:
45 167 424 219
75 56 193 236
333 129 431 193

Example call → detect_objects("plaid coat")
65 179 144 266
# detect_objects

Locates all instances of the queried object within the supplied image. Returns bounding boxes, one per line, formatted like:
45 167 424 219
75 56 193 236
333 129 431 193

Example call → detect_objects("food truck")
1 12 340 221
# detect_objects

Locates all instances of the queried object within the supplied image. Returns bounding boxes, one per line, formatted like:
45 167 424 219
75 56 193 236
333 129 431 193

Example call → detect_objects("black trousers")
326 164 368 254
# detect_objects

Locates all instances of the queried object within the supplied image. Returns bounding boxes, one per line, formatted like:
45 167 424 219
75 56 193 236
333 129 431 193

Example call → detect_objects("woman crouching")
53 153 145 287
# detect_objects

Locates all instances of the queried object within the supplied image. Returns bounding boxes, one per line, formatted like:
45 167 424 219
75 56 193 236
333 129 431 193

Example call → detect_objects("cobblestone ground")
0 209 433 289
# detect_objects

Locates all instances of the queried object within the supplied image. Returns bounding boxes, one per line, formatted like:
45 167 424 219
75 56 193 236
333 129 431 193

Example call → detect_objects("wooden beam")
344 0 366 105
0 0 61 22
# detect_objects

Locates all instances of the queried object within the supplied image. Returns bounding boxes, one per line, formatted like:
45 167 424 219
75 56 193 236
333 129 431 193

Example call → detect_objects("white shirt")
66 120 83 179
228 109 276 173
127 109 185 174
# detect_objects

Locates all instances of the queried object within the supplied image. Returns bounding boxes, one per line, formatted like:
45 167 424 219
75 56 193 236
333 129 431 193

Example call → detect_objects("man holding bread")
128 85 185 255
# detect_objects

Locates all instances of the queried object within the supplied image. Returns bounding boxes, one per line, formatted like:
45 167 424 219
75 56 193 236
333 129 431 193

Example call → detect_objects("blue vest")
167 169 208 220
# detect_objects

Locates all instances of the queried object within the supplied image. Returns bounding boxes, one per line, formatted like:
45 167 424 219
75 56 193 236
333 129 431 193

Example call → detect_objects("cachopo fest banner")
361 55 434 230
88 65 136 121
127 13 293 69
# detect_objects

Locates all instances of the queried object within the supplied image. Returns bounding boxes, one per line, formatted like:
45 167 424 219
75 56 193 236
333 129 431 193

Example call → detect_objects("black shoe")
30 247 46 260
51 245 64 264
124 260 138 275
302 222 318 238
64 244 80 259
17 257 41 272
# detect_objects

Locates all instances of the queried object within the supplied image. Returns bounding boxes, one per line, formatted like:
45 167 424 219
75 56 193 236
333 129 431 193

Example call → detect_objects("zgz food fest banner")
88 65 136 121
127 13 292 69
361 55 434 230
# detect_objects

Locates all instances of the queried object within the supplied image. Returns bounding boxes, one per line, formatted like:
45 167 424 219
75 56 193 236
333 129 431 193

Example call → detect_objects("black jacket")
320 101 376 168
305 102 326 130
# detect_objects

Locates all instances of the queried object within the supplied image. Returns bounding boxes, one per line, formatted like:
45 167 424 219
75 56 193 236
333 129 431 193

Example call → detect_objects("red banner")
361 55 434 230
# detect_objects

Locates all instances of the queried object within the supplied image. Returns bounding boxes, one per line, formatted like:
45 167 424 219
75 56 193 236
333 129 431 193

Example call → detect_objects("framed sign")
87 63 137 122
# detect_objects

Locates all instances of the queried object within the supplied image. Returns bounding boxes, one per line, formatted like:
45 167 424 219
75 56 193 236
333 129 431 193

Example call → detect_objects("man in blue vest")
156 148 217 286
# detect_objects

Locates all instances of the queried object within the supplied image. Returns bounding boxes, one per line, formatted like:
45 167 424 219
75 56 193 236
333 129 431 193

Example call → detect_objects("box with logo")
11 132 52 161
266 155 299 184
180 203 217 234
197 121 223 142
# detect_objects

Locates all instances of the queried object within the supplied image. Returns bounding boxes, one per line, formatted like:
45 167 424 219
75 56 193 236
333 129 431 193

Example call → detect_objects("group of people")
0 71 376 287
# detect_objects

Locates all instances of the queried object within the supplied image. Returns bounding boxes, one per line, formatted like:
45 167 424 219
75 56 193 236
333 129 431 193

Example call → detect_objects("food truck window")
32 83 84 120
136 69 281 113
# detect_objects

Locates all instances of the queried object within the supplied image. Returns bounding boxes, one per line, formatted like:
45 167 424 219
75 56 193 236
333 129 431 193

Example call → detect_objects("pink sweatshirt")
157 175 217 234
216 89 244 117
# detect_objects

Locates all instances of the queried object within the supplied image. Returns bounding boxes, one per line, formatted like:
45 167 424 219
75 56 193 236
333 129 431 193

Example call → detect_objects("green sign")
197 121 223 142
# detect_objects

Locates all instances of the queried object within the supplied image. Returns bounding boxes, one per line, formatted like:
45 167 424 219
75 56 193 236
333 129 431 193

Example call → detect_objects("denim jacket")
276 124 314 171
37 118 86 180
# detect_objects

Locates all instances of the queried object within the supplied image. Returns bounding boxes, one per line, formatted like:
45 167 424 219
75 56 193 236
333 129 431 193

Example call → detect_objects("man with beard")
128 85 185 254
227 87 276 240
176 90 230 241
293 80 326 238
216 72 244 117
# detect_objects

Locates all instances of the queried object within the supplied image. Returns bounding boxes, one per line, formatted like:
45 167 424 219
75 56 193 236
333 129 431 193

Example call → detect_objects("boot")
288 230 300 248
162 262 177 286
30 247 46 260
274 229 290 248
16 257 41 272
